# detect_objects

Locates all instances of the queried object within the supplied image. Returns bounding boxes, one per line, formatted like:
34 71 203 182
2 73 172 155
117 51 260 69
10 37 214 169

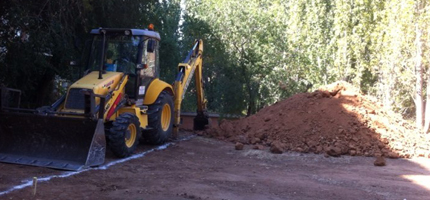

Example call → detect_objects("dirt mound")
205 81 430 158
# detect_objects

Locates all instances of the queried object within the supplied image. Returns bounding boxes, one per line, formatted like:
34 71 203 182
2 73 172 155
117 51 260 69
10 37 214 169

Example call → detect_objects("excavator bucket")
193 112 209 130
0 112 106 170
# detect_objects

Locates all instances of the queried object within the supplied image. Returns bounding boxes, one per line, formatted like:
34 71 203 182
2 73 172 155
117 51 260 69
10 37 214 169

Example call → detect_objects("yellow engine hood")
62 71 124 112
70 71 123 95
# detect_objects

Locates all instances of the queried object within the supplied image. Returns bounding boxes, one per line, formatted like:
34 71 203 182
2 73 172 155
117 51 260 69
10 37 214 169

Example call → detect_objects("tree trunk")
247 99 255 117
415 24 424 130
423 78 430 133
246 79 254 117
423 25 430 133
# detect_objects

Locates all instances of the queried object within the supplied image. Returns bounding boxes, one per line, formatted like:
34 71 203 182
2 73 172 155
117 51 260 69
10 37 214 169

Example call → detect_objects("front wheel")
107 113 141 158
143 91 174 145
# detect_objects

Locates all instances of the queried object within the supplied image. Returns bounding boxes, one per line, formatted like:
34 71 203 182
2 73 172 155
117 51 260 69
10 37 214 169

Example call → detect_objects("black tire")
143 91 174 145
107 113 141 158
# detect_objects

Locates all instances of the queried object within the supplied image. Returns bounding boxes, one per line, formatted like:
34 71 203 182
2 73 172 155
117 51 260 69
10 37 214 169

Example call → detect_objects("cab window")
140 39 158 78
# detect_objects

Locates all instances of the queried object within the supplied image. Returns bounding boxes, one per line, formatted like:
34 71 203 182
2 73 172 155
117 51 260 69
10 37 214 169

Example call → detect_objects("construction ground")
1 81 430 199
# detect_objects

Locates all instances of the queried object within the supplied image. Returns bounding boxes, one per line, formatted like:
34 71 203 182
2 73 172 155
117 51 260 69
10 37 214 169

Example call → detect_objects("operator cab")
86 27 161 103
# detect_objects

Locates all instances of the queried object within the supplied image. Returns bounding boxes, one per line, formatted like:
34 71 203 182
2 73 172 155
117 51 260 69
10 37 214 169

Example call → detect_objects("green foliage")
0 0 85 107
182 0 430 119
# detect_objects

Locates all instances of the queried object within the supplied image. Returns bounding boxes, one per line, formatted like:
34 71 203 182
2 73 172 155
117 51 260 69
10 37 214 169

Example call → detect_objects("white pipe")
0 135 195 196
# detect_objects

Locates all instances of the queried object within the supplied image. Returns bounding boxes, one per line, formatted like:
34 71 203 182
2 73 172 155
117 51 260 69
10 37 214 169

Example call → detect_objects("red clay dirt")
204 81 430 159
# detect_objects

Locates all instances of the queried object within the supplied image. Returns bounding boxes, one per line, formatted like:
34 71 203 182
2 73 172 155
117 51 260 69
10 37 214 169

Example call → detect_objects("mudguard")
143 79 174 105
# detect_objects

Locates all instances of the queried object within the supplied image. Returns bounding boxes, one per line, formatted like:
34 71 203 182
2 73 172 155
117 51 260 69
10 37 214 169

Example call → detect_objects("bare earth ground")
0 133 429 200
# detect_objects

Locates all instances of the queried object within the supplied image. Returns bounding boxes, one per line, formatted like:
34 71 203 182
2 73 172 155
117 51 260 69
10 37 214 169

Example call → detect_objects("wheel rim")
125 123 137 148
161 103 171 131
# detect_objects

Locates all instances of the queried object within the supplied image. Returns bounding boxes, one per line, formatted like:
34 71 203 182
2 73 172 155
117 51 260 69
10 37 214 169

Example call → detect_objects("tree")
0 0 182 108
182 0 430 129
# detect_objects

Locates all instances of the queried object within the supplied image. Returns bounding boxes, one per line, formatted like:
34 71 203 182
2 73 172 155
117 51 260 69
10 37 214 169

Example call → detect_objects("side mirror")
70 60 80 66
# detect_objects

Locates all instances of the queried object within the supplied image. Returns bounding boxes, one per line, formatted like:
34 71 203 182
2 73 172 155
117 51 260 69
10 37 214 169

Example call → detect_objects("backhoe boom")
173 39 208 134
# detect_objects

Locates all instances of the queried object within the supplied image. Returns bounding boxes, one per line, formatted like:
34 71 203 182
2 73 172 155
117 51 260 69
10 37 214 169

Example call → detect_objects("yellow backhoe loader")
0 26 209 170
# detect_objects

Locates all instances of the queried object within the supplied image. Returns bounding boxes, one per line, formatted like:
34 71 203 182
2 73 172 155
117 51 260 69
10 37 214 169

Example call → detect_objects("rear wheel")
107 113 141 158
143 91 174 145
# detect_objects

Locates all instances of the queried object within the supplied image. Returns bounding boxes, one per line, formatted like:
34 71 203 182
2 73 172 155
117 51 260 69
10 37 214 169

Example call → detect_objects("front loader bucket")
0 112 106 170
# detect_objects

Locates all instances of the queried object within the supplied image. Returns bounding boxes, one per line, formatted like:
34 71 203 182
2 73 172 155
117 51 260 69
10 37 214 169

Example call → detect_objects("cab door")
136 38 159 104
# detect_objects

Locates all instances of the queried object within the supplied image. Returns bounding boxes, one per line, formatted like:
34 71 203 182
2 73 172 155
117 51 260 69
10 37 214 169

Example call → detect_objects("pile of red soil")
204 82 430 158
